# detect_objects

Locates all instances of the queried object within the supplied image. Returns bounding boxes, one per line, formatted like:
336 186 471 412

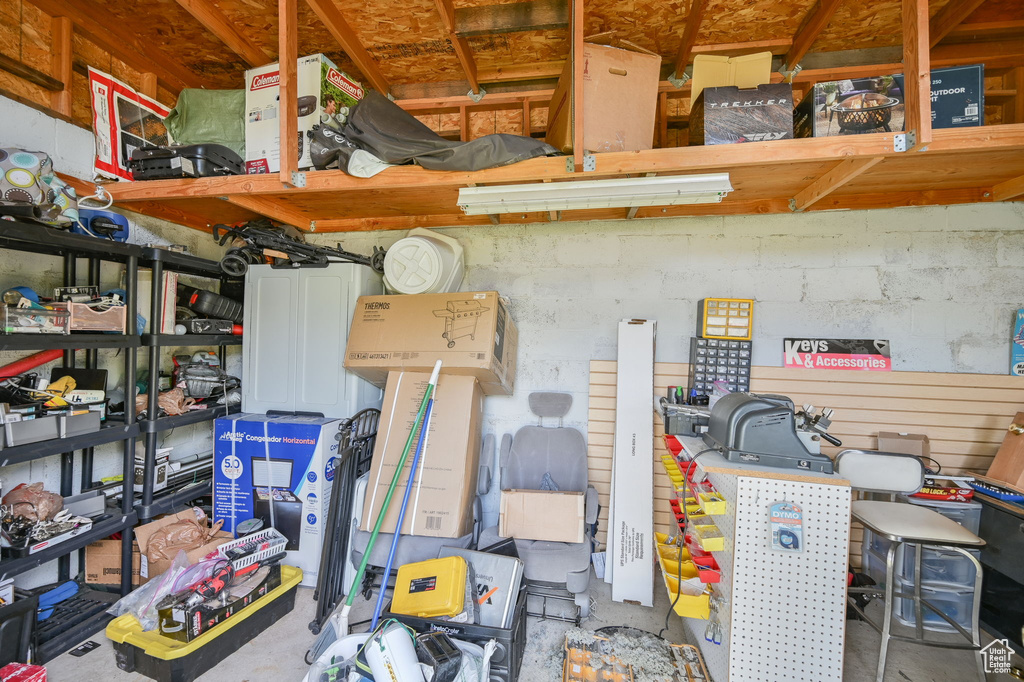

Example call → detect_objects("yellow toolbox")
391 556 468 619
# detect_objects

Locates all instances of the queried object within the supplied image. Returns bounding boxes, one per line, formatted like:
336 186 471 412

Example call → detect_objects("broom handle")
344 361 441 609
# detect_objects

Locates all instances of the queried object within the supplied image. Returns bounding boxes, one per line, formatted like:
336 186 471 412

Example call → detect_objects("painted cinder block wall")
321 202 1024 439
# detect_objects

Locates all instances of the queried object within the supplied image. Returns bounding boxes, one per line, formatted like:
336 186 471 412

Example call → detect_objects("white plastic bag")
106 550 220 631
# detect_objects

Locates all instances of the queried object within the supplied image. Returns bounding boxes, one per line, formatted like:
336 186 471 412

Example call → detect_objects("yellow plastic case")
391 556 467 619
697 491 727 516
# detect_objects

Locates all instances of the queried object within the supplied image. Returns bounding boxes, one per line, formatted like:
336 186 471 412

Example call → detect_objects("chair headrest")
528 392 572 419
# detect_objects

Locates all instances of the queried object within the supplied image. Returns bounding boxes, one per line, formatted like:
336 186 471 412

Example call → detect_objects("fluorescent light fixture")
457 173 733 215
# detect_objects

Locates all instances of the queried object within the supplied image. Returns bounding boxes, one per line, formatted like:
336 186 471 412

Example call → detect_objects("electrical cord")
921 456 942 475
659 446 716 638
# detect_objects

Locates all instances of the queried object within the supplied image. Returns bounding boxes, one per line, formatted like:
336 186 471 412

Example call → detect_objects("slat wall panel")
588 360 1024 565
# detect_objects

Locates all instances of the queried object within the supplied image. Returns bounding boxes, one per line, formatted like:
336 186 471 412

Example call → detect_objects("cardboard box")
545 42 661 154
213 414 342 587
85 539 142 586
133 509 233 584
1011 309 1024 376
983 411 1024 492
690 83 794 145
244 53 364 174
345 291 517 396
795 65 984 138
877 431 930 459
499 490 584 543
362 372 483 539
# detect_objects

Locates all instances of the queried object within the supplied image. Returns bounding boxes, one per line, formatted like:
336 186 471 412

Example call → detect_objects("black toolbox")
385 585 527 682
130 144 242 180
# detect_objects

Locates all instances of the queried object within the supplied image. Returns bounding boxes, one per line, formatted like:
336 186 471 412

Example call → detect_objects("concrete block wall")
321 202 1024 440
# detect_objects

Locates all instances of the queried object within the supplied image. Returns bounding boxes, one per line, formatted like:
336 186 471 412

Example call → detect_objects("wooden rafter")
672 0 710 79
571 0 584 167
782 0 844 74
174 0 271 68
226 195 312 229
992 174 1024 202
791 157 883 210
305 0 391 95
946 20 1024 42
279 0 298 186
929 0 989 48
139 73 158 100
26 0 212 92
0 53 62 91
432 0 481 94
49 16 72 116
455 0 568 37
902 0 932 148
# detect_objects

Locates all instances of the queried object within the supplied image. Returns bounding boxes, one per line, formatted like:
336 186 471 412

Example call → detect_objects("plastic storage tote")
900 545 981 586
383 228 465 295
893 576 975 633
901 496 982 534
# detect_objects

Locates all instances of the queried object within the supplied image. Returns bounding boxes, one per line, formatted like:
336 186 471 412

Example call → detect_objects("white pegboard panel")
727 477 851 682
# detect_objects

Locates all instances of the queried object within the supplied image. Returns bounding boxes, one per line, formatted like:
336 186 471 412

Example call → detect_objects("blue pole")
370 397 435 629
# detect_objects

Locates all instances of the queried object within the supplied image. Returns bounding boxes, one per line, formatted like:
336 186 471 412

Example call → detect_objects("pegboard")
728 477 850 682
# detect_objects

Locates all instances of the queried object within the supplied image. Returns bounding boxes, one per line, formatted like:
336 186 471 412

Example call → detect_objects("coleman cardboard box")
362 372 483 539
345 291 517 396
85 539 141 587
546 41 661 154
133 509 233 584
499 490 585 543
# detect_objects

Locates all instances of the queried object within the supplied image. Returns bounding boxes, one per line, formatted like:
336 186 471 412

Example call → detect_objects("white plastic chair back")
835 449 925 494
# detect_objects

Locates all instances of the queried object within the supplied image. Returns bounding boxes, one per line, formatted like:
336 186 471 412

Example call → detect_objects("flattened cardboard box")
85 539 141 586
362 372 483 539
499 490 584 543
345 291 517 396
133 509 233 584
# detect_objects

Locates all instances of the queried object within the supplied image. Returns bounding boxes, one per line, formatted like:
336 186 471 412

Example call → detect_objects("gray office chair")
837 449 986 682
477 392 599 623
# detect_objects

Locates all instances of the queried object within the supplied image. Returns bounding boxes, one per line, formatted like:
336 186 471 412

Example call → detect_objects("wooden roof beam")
671 0 710 82
174 0 271 68
280 0 299 187
305 0 391 95
991 174 1024 202
433 0 482 94
0 53 63 92
945 20 1024 42
903 0 933 149
50 16 72 117
782 0 844 77
929 0 989 48
455 0 567 37
791 157 883 210
226 195 312 230
26 0 212 92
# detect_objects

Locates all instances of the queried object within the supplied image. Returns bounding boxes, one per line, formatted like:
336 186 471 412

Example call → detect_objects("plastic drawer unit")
893 577 975 634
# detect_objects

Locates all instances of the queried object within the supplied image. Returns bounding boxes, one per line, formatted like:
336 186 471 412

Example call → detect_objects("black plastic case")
130 144 243 180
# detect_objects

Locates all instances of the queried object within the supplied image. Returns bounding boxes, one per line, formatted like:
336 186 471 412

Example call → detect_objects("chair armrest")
585 485 599 525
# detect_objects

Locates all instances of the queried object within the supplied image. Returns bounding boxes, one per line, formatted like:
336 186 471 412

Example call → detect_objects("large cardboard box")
1010 309 1024 376
212 414 342 587
982 411 1024 492
244 53 364 174
499 490 584 543
877 431 930 459
690 83 794 145
345 291 517 396
361 372 483 539
85 539 141 586
546 43 661 154
133 510 233 584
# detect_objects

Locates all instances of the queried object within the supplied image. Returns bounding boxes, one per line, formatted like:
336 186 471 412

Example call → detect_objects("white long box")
610 318 656 606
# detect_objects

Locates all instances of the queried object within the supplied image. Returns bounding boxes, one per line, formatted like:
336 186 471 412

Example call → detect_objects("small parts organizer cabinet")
674 436 853 682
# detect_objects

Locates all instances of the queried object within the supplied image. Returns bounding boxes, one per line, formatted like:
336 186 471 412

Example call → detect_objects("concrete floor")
46 575 1022 681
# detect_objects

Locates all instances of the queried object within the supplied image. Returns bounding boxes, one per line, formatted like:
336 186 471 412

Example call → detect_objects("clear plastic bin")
900 496 982 535
893 577 975 633
861 546 889 586
901 545 980 587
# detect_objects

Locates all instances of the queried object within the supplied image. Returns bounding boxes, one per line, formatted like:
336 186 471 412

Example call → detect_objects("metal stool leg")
966 549 986 682
877 540 900 682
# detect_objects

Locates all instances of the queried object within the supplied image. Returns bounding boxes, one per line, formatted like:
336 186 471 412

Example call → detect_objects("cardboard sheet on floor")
609 318 656 606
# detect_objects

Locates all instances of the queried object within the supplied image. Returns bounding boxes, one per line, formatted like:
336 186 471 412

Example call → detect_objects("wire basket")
217 527 288 571
831 94 900 133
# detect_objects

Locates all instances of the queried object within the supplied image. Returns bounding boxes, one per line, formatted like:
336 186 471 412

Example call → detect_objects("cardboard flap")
691 52 773 102
984 412 1024 489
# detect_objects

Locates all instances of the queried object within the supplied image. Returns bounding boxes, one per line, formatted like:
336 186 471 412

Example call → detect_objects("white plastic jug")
383 228 465 295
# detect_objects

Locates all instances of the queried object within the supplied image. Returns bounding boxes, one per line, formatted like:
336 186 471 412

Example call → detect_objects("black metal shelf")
0 509 137 582
0 333 140 351
0 220 143 262
135 479 212 519
141 246 228 278
0 422 139 468
141 333 242 347
142 404 239 433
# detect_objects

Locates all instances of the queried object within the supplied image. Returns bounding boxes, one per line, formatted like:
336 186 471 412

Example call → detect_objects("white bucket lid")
383 236 445 295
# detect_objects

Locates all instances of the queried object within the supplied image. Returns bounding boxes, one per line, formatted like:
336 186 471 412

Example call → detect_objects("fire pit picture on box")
830 93 902 133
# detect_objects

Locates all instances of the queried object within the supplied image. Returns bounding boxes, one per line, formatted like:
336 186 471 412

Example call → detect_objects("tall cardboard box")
546 43 661 154
361 372 483 538
213 414 343 587
244 53 364 174
345 291 517 396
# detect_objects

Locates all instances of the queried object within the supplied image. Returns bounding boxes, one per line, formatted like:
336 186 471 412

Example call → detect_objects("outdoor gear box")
212 414 342 587
361 372 483 539
107 565 301 682
545 42 661 154
156 564 282 642
893 64 984 129
690 83 794 145
133 510 232 584
244 53 364 174
345 291 517 396
85 539 141 587
499 490 585 543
